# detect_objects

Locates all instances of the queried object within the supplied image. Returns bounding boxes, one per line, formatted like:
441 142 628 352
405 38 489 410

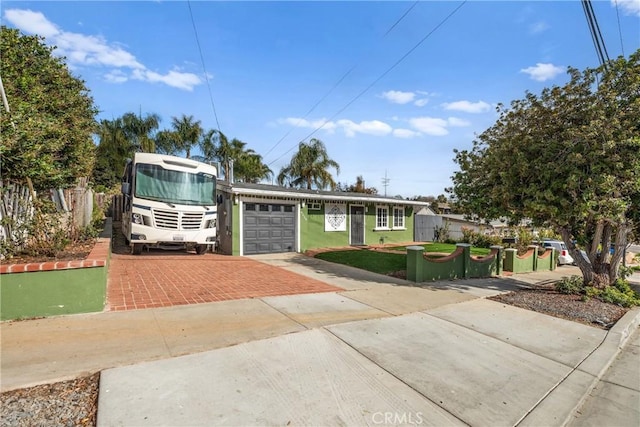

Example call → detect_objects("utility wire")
263 1 420 160
188 0 222 133
614 0 625 57
581 0 610 68
267 1 467 167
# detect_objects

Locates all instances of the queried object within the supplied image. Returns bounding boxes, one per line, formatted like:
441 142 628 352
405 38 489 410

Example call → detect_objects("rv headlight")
132 213 143 225
208 218 216 228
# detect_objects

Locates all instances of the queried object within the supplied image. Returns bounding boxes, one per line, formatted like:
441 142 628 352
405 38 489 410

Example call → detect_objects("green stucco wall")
1 267 107 321
301 205 350 251
364 206 415 246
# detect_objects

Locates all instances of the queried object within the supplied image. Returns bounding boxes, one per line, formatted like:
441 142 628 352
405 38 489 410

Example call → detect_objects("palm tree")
277 138 340 190
235 150 273 183
120 112 160 153
170 114 203 158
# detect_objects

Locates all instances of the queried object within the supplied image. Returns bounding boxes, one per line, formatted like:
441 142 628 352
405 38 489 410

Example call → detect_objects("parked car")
541 240 574 265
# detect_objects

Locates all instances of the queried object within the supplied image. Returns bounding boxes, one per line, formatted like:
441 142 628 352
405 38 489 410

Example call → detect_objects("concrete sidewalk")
2 254 639 426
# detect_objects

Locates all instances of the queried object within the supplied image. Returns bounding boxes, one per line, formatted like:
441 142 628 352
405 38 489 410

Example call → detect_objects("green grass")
315 250 406 275
388 243 491 256
315 244 492 275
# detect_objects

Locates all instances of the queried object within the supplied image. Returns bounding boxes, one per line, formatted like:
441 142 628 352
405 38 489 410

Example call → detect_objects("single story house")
216 181 431 256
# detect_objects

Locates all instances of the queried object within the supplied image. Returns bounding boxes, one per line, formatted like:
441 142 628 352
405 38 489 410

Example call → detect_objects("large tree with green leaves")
277 138 340 190
0 26 98 191
450 50 640 288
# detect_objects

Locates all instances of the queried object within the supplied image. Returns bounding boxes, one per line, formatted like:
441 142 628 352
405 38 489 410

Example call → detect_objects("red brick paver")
107 252 342 311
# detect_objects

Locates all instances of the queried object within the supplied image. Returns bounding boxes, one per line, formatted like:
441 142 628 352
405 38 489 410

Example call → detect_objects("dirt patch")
3 239 96 265
0 373 99 427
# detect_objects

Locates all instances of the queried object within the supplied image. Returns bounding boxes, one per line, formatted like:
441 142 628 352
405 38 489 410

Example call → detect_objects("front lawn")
315 250 406 275
388 243 491 256
315 243 492 276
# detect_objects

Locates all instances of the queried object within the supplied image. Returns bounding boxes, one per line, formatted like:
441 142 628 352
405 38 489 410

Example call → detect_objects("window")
393 206 405 229
245 203 256 211
308 202 322 211
376 206 389 229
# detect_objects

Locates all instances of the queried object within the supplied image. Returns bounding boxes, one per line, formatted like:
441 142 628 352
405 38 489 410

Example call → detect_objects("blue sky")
3 1 639 198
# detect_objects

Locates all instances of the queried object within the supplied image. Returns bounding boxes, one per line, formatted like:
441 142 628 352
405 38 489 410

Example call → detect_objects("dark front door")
350 206 365 245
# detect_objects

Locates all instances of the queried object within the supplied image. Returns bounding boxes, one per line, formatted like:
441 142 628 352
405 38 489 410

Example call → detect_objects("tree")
338 175 378 194
450 50 640 288
234 149 273 183
277 138 340 190
92 118 130 189
168 114 202 159
0 26 98 191
121 112 160 153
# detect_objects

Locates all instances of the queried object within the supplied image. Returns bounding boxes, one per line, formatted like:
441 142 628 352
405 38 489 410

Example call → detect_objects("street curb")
517 307 640 427
561 307 640 426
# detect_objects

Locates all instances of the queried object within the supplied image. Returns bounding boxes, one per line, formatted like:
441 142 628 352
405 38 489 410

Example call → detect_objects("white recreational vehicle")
120 152 218 255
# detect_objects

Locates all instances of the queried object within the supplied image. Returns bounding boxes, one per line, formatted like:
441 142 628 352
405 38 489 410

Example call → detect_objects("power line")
187 0 222 132
267 1 467 167
581 0 610 68
263 1 420 160
613 0 625 57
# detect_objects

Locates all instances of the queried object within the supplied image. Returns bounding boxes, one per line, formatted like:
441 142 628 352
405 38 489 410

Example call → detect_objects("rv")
121 152 217 255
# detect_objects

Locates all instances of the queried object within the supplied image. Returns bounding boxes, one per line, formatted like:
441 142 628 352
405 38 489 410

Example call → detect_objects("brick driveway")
107 251 342 311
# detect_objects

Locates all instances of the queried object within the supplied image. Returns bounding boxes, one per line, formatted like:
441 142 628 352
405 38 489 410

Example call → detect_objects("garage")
243 202 296 255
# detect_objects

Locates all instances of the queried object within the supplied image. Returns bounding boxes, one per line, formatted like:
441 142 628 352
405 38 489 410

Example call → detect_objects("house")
216 181 431 256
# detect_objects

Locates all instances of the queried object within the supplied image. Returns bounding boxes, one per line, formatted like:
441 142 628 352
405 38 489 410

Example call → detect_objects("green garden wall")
503 246 556 273
1 267 107 320
407 244 502 282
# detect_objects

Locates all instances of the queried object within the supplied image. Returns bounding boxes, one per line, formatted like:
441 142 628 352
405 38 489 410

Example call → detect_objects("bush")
583 280 640 307
555 275 584 294
460 228 502 248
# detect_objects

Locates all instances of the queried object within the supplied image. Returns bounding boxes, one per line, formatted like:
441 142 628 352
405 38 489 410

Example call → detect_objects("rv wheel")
132 243 143 255
195 244 208 255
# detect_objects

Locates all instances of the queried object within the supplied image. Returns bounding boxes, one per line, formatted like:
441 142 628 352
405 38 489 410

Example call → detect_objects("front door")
350 206 365 245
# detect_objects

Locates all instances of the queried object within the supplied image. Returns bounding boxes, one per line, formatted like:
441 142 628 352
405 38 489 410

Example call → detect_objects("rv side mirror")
217 194 223 205
121 182 130 195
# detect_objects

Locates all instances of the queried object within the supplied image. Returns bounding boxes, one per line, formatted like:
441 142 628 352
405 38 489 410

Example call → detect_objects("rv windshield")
135 163 216 205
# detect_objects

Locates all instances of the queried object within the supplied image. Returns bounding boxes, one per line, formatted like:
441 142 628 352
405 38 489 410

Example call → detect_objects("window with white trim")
393 206 405 229
376 206 389 229
308 202 322 211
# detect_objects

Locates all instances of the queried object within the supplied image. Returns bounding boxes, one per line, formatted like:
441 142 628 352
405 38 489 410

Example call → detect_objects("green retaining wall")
503 246 556 273
1 265 107 321
407 244 502 282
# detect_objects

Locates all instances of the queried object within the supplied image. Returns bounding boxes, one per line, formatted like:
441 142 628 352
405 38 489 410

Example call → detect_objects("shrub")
460 228 502 248
583 280 640 307
555 275 584 294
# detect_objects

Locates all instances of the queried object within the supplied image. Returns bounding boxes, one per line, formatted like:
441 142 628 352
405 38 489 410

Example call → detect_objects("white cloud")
409 117 449 136
414 98 429 107
4 9 60 37
132 69 202 91
529 21 549 34
104 70 128 84
337 119 393 137
613 0 640 17
520 63 565 81
381 90 416 104
442 100 491 113
278 117 337 133
393 128 421 138
3 8 201 91
447 117 471 127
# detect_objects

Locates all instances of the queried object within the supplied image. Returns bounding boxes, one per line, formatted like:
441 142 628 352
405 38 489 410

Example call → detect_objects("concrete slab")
600 326 640 391
426 299 606 367
151 299 307 357
566 381 640 426
249 253 410 291
98 329 465 427
519 369 596 427
327 313 572 426
0 299 303 391
339 284 476 315
261 293 389 328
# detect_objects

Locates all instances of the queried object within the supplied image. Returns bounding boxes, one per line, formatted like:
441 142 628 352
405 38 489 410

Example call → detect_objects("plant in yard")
450 50 640 289
555 276 585 295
